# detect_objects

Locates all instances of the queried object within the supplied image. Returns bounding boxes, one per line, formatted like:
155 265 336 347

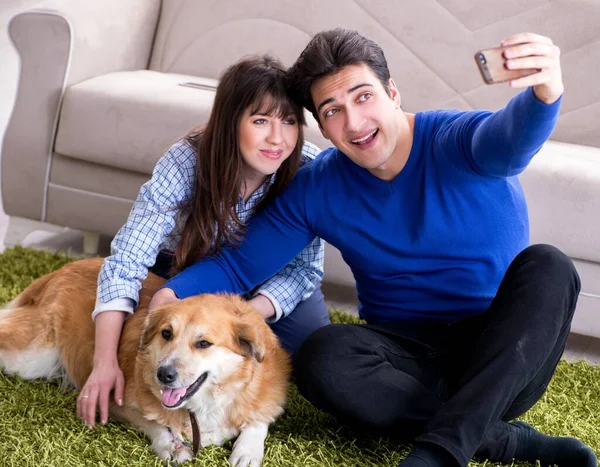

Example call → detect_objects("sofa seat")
54 70 219 174
54 70 330 176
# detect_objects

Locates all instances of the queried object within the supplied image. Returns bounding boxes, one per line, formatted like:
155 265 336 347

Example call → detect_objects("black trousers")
295 245 581 466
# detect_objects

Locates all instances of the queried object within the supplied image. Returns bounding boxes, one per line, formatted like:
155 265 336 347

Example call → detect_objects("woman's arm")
94 141 196 318
79 141 195 427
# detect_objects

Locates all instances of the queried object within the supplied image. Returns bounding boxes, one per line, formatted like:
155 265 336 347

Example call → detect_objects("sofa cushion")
520 141 600 264
54 70 219 174
54 70 330 174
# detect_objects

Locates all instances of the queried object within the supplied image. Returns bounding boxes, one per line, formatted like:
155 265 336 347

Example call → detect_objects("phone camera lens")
478 53 487 64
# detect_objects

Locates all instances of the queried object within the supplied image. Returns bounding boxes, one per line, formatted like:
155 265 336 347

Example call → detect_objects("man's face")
311 64 403 180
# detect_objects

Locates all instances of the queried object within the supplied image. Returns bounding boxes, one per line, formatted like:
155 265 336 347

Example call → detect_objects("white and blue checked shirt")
94 139 324 323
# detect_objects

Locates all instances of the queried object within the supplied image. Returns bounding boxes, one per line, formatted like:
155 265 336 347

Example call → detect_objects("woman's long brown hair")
172 55 306 274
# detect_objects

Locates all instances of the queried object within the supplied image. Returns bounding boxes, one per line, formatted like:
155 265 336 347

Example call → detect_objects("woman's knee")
294 324 357 392
270 290 330 358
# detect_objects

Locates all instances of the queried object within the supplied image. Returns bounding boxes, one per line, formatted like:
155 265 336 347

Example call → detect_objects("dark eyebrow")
316 83 374 114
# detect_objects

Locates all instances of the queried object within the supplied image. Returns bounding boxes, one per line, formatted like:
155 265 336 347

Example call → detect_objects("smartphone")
474 46 539 84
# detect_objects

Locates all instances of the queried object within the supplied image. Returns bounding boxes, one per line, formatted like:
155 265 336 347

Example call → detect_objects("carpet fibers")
0 246 598 466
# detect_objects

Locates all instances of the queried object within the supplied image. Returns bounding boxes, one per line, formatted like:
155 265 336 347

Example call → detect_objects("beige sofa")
2 0 600 337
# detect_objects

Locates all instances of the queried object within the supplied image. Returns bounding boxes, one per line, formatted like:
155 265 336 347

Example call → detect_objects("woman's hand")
77 310 126 427
77 358 124 427
149 287 180 311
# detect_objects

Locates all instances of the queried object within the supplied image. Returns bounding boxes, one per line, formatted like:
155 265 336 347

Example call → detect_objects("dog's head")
139 294 269 410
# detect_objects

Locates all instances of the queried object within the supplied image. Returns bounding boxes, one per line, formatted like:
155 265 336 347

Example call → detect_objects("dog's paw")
171 442 195 464
151 432 194 464
228 443 264 467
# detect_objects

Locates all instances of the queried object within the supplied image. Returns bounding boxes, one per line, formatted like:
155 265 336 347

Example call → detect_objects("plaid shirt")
95 139 324 322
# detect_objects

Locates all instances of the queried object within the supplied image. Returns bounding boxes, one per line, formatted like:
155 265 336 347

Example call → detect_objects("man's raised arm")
442 32 564 178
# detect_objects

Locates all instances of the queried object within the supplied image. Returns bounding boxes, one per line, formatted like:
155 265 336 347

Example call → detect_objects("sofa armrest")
520 141 600 263
1 1 160 221
27 0 161 86
2 12 71 220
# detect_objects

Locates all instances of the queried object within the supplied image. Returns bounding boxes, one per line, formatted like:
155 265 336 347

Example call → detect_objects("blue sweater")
167 88 561 323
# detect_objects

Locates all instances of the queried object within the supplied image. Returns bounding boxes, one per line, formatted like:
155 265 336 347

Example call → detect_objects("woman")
78 55 329 428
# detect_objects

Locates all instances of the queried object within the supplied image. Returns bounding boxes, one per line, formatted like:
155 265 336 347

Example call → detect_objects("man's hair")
287 28 391 123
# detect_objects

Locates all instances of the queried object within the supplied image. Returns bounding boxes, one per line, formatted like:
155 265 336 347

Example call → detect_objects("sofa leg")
83 232 100 256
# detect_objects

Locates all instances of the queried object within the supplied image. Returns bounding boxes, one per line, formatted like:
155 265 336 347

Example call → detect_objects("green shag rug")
0 246 599 466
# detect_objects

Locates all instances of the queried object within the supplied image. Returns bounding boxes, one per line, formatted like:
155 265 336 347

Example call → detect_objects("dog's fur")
0 258 291 466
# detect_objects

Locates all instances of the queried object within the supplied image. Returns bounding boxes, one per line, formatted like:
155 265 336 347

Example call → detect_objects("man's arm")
252 236 324 323
440 33 563 178
165 165 318 298
472 87 561 176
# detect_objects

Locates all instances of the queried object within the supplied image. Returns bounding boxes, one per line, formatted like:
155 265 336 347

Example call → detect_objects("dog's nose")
157 365 178 385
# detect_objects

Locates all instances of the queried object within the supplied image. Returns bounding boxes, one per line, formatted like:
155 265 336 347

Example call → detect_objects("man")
152 29 597 467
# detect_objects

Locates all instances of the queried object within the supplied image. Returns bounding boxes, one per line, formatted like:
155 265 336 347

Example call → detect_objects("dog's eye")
161 329 172 341
196 340 212 349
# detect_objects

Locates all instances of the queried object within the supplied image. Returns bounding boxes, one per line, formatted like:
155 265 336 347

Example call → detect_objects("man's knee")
519 244 580 292
294 324 441 431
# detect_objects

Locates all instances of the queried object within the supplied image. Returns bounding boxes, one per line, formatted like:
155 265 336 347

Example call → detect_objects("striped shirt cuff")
92 297 136 321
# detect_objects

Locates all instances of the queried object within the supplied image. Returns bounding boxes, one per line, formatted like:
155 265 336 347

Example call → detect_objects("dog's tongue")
161 387 188 407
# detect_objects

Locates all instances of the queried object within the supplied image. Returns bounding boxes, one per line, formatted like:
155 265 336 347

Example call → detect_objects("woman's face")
237 99 299 181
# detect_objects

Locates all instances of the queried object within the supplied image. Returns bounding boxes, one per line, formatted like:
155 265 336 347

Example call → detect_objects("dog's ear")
139 308 164 351
234 322 266 363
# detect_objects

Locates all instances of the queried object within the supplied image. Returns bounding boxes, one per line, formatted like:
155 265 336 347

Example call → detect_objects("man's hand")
248 294 276 320
501 32 563 104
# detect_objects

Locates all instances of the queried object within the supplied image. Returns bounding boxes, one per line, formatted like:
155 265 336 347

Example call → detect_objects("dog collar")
189 410 201 456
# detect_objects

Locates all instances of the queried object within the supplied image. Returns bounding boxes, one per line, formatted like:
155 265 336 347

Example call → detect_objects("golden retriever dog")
0 258 291 466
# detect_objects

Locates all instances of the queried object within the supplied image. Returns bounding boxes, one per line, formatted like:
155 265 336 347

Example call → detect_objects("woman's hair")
173 55 306 274
287 28 391 124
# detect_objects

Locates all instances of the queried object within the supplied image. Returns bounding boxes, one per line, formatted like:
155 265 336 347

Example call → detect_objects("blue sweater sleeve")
165 164 317 298
439 87 562 177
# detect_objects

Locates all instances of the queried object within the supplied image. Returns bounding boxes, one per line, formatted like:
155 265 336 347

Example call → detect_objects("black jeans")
295 245 581 466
